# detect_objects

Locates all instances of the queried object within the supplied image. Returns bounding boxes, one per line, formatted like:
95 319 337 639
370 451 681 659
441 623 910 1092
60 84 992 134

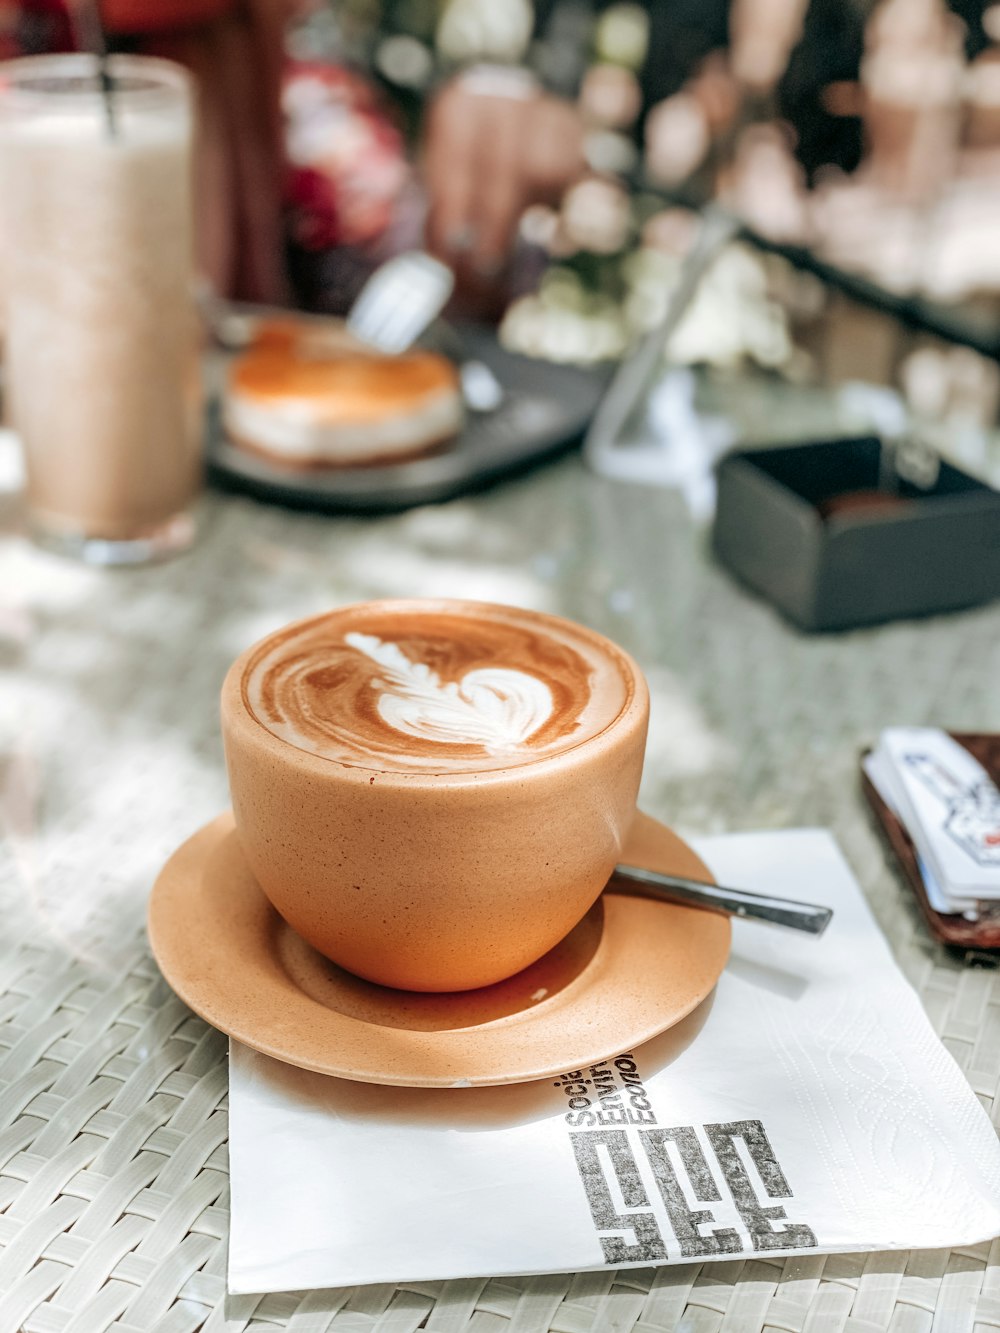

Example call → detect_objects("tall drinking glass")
0 55 202 563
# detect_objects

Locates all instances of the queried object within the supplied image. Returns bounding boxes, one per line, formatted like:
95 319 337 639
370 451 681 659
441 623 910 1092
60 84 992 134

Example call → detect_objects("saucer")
147 812 730 1087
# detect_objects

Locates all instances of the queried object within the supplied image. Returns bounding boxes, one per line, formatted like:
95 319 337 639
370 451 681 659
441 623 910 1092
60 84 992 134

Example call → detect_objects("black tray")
206 326 611 515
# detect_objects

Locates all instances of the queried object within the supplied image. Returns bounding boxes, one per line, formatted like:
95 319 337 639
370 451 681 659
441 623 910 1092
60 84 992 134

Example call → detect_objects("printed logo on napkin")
876 728 1000 902
555 1052 817 1262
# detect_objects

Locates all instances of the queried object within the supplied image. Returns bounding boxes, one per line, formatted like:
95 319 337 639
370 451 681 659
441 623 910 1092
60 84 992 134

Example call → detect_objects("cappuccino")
223 599 648 991
244 602 629 773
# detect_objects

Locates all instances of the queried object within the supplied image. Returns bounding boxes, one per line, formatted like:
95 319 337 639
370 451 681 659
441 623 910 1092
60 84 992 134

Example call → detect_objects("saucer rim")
147 812 730 1087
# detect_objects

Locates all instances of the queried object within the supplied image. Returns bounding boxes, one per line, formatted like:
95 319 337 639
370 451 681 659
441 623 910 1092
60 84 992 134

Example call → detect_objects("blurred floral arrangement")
284 0 1000 426
287 0 690 363
284 64 410 251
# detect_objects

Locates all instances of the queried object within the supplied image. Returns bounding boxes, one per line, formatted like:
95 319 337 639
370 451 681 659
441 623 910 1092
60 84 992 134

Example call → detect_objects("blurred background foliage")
280 0 1000 432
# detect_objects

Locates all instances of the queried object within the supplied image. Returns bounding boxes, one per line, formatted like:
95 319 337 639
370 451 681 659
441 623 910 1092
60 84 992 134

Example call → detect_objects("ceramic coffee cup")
221 598 649 991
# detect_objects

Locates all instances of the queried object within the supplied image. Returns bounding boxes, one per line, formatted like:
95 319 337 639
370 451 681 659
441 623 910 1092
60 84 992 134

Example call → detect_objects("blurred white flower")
376 36 434 89
584 129 639 176
436 0 534 65
579 63 642 129
621 246 678 330
519 204 561 249
644 94 711 186
560 177 631 255
594 4 649 69
640 208 701 257
662 245 793 369
500 289 628 363
729 124 809 243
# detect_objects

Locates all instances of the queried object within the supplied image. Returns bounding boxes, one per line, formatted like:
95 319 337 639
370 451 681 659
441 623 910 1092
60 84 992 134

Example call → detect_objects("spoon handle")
611 864 833 936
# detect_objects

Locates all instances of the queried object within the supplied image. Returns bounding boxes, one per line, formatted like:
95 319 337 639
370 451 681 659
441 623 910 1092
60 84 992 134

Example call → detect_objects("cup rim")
222 597 649 788
0 53 193 111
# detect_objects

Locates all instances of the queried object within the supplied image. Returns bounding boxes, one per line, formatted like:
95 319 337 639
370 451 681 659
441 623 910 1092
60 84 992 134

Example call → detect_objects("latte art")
244 603 631 773
344 633 554 750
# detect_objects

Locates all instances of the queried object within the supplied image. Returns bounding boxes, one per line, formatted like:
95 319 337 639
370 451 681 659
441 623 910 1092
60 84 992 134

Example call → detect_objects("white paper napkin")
227 829 1000 1295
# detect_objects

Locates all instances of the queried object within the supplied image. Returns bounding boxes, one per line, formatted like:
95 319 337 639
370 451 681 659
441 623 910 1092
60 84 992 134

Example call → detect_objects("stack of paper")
864 727 1000 917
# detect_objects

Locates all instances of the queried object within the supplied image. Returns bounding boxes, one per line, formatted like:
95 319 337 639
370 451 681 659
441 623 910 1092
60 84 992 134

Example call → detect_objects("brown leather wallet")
861 732 1000 951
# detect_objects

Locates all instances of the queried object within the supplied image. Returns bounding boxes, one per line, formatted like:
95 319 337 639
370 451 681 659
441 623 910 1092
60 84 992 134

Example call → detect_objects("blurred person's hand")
424 68 585 312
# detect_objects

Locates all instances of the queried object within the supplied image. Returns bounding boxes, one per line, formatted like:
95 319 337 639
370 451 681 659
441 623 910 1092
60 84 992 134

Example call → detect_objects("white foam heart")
345 632 553 749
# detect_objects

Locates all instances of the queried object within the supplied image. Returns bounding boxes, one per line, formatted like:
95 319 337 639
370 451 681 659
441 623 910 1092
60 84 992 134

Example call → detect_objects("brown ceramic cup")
220 599 649 992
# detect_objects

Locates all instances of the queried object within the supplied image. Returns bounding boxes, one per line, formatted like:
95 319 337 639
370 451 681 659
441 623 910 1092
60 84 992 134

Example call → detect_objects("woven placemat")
2 430 1000 1332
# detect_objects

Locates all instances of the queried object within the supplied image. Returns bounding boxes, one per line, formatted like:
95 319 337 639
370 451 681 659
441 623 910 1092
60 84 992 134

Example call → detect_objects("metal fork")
199 256 455 355
346 251 455 354
346 253 506 411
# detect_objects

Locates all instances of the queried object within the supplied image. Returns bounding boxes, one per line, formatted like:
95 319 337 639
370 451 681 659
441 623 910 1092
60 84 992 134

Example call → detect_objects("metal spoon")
610 864 833 935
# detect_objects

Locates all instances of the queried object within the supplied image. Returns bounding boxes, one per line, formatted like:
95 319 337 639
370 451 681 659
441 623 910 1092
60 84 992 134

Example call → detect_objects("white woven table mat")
2 427 1000 1332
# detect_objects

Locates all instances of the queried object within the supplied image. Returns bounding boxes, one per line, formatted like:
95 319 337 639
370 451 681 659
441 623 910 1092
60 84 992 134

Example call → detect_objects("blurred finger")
425 86 482 262
469 97 526 273
524 97 586 198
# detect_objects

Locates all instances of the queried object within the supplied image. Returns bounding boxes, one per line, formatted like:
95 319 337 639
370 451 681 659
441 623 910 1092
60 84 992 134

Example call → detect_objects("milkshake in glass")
0 55 202 563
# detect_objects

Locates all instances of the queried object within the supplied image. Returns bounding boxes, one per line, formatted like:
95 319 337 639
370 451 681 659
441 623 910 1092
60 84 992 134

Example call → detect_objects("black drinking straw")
72 0 117 137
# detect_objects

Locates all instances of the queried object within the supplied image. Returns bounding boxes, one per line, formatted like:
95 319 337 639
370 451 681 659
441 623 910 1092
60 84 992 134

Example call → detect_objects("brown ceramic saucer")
147 811 730 1088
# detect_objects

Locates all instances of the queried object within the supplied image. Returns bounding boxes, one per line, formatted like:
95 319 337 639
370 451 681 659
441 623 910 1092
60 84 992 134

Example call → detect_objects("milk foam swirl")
344 633 554 749
244 606 630 774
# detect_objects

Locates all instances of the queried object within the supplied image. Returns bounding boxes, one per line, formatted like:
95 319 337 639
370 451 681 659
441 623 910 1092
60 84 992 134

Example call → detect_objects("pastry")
223 318 463 467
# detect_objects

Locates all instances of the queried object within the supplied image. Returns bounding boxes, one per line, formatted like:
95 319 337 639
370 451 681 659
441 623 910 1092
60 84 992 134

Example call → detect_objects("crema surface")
244 605 630 772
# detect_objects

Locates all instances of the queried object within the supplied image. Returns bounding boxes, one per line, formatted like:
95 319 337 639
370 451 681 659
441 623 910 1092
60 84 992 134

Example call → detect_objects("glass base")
29 508 197 567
